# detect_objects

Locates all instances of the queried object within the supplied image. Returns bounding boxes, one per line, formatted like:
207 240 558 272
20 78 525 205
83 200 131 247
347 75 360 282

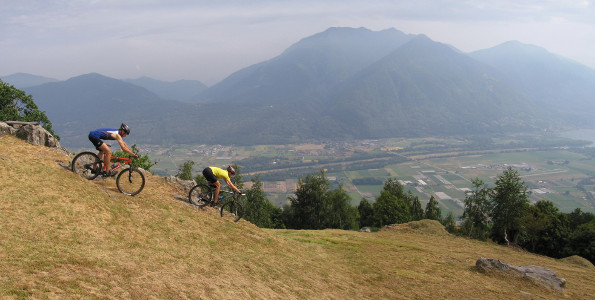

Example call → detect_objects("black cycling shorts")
202 167 217 183
88 135 104 151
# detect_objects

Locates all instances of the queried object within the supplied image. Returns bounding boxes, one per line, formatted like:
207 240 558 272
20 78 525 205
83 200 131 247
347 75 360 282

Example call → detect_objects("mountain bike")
71 151 145 196
188 184 245 222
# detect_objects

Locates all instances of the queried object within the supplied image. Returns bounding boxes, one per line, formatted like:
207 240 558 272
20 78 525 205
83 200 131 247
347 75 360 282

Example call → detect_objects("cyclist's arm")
111 133 137 157
224 179 242 194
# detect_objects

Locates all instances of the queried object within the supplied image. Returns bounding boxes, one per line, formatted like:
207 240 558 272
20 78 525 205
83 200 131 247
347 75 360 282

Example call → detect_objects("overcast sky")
1 0 594 85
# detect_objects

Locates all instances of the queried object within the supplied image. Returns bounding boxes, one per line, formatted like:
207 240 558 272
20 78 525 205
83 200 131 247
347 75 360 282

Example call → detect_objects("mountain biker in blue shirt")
202 165 242 204
88 123 137 176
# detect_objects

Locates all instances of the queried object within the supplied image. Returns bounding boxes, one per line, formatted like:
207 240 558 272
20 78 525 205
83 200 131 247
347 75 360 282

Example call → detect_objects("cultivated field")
143 135 595 216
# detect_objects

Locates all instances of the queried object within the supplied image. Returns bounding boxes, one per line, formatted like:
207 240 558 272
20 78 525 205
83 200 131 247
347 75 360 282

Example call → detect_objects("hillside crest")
1 135 594 298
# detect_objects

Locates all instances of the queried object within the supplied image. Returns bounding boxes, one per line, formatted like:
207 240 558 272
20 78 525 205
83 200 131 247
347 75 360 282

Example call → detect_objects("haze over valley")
3 27 595 214
5 27 595 149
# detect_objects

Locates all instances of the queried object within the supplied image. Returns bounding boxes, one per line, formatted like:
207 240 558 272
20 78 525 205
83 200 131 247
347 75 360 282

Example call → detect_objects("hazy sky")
1 0 594 85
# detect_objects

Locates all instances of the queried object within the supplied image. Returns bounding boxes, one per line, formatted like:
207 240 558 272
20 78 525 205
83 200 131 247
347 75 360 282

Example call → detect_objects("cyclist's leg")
212 180 221 204
202 167 220 204
89 136 105 172
97 143 112 172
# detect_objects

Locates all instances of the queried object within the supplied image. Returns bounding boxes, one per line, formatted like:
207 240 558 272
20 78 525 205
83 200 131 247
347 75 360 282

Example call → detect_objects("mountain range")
3 27 595 148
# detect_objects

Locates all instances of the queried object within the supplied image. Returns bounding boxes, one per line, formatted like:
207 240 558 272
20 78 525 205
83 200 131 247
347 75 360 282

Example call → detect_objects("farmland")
141 132 595 217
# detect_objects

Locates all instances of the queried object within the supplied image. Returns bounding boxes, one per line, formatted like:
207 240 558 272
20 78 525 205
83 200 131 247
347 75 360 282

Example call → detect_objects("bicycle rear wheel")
220 200 243 222
116 168 145 196
71 151 103 180
188 184 212 207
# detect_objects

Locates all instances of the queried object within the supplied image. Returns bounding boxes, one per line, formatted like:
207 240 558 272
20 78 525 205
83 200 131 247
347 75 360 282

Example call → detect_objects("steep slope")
325 35 546 138
470 41 595 124
1 135 594 299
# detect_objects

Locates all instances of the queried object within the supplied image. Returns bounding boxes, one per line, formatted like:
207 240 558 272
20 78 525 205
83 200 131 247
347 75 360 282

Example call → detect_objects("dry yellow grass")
1 135 594 299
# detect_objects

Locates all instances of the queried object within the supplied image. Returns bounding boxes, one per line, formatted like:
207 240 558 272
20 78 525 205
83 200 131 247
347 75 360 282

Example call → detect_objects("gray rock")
166 176 196 191
0 122 17 137
476 257 566 291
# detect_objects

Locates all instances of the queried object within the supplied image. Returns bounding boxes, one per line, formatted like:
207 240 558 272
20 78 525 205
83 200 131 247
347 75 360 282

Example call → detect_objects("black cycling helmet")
227 165 236 175
120 123 130 135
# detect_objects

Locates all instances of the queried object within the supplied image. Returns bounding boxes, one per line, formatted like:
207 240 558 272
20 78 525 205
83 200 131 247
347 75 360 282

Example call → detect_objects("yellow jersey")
210 167 230 181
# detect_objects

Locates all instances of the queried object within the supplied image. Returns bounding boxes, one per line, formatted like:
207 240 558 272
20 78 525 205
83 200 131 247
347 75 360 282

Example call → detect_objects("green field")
143 135 595 216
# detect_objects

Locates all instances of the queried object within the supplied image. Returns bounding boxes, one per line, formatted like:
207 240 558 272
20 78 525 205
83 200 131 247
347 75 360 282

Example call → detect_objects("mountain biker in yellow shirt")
202 166 242 204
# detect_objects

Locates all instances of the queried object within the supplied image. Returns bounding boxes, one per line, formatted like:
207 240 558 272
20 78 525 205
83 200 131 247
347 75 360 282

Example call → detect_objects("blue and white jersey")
89 128 118 140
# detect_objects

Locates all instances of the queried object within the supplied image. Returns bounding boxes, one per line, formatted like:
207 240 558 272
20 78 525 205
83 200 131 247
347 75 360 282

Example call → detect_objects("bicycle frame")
109 155 133 172
188 185 244 222
71 151 145 196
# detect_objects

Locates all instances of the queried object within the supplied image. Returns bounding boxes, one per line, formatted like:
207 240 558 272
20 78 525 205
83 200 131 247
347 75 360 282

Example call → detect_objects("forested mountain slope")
17 27 595 147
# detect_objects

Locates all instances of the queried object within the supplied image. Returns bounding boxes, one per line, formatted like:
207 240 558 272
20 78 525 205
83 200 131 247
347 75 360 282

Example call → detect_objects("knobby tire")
220 200 243 222
116 168 145 196
188 184 213 207
71 151 103 180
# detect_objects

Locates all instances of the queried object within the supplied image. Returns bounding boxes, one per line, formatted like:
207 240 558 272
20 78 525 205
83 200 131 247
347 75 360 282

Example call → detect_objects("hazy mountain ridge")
197 27 415 105
0 72 58 88
8 27 595 147
470 41 595 123
324 35 544 138
26 73 202 147
124 76 208 103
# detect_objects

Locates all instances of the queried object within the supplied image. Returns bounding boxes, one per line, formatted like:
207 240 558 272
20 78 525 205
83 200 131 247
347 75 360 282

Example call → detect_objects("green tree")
243 178 284 228
563 209 594 263
286 170 329 229
0 80 57 138
424 195 442 221
410 196 424 221
324 188 359 230
460 178 492 240
567 208 594 231
285 170 360 230
490 167 529 245
113 144 157 171
519 200 568 257
176 160 195 180
442 212 457 233
566 220 595 264
358 199 375 228
373 190 410 227
383 178 407 199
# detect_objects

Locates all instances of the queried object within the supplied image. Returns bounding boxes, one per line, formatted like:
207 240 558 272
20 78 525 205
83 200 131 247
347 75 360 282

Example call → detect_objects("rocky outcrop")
476 257 566 291
1 121 63 149
0 122 17 137
165 176 196 191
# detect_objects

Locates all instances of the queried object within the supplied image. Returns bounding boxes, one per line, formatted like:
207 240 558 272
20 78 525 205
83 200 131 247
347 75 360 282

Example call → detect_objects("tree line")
179 161 594 264
460 168 594 263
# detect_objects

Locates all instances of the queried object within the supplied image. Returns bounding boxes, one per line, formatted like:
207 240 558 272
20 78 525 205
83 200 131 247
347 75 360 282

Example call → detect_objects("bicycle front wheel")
71 151 103 180
116 168 145 196
220 200 243 222
188 184 212 207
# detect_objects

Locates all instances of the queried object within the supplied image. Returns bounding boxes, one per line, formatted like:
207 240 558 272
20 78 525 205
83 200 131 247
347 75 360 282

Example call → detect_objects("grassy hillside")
1 135 593 299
